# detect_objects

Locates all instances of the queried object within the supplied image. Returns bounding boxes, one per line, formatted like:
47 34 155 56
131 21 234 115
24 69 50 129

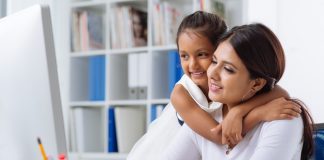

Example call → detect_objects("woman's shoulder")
259 117 304 138
262 116 303 129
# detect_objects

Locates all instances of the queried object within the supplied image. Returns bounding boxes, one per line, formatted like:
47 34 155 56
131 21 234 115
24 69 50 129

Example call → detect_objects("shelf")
110 0 146 3
108 100 147 106
69 101 106 107
109 47 149 55
70 50 107 57
150 45 177 52
150 98 169 104
71 0 107 8
69 152 128 160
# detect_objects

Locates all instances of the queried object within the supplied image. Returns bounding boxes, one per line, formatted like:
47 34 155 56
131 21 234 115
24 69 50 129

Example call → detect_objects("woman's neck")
222 104 235 118
200 85 211 102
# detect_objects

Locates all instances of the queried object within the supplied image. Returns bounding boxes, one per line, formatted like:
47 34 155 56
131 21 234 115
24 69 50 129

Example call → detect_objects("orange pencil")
37 137 48 160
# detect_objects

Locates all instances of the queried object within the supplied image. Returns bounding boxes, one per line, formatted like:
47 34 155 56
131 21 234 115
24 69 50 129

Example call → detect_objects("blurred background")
1 0 324 159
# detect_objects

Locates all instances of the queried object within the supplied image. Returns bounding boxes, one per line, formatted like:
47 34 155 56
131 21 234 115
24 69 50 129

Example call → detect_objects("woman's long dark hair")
218 23 314 159
290 99 314 160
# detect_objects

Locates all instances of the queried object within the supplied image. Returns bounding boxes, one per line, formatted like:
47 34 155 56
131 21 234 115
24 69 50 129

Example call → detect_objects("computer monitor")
0 4 67 159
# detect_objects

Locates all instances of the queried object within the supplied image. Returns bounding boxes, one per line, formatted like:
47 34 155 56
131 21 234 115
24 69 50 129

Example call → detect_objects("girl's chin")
193 79 208 86
208 93 221 101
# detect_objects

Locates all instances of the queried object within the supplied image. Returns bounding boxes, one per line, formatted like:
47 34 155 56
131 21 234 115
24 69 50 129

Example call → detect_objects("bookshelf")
68 0 245 159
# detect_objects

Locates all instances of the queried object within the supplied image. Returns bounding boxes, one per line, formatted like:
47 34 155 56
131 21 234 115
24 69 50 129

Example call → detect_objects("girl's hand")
221 108 244 145
256 97 301 121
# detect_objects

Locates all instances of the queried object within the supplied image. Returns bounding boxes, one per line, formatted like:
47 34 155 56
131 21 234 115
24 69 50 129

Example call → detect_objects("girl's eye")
180 54 189 60
198 52 209 58
224 67 235 73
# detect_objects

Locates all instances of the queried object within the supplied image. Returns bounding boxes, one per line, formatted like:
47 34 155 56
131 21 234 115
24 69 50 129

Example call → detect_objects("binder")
151 104 166 122
128 54 139 99
89 55 105 101
168 50 183 95
73 107 104 152
115 106 146 153
138 53 148 99
108 107 118 152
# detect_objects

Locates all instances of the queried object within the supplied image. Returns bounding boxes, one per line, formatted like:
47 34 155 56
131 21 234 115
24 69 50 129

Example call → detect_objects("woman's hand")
220 107 244 145
255 97 301 121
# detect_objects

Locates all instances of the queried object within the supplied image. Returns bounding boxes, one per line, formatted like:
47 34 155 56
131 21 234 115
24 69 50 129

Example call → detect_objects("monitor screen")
0 4 67 159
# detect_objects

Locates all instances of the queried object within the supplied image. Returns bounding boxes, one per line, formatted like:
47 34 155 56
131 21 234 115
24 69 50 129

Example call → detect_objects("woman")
162 23 313 160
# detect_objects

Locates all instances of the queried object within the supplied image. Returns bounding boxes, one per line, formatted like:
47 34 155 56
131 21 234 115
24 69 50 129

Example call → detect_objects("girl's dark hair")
218 23 314 160
176 11 227 49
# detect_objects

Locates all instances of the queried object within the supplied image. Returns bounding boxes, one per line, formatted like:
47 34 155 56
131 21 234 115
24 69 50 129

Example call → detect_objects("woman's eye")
211 59 217 64
224 67 235 73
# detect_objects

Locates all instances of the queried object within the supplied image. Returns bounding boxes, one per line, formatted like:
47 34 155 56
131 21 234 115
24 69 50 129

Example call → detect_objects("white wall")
246 0 324 123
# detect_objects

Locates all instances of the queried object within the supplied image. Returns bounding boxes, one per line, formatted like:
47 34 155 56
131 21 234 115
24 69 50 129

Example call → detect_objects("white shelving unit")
67 0 245 159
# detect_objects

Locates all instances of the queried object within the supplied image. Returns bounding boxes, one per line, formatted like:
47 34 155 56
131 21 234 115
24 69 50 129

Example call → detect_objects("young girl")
163 23 314 160
127 11 300 159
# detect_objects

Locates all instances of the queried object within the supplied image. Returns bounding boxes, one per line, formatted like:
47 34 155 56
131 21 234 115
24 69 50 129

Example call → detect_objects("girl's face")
207 41 257 107
178 31 214 89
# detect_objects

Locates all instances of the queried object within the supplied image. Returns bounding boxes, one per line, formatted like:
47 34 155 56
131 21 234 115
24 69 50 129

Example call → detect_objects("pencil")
37 137 48 160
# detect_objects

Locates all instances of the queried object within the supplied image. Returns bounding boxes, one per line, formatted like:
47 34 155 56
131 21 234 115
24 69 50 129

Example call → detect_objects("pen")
37 137 48 160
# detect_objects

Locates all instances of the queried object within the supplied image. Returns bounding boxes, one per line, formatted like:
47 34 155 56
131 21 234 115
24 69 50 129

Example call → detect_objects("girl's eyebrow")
179 50 188 54
196 48 211 52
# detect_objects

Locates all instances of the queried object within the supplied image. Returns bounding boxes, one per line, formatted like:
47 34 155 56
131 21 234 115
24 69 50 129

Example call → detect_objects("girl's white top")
127 74 221 160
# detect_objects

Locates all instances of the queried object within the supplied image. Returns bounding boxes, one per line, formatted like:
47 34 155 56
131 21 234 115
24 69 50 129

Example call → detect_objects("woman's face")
178 31 214 89
207 41 256 107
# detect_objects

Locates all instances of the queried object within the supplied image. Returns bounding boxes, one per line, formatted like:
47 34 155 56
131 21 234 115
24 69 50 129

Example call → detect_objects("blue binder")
168 50 183 96
151 105 157 122
108 107 118 152
89 55 105 101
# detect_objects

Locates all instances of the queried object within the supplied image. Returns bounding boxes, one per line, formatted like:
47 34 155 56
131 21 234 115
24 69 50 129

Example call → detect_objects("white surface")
246 0 324 123
0 4 67 159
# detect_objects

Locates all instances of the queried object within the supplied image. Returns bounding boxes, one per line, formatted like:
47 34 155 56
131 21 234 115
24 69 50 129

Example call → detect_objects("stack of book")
152 1 182 46
71 10 104 52
110 6 147 49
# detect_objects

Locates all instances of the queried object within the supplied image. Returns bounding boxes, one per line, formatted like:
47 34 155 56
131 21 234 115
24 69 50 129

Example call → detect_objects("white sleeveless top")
127 74 221 160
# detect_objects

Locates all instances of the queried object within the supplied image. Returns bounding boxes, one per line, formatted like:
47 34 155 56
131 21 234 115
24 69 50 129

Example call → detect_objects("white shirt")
163 104 304 160
127 75 221 160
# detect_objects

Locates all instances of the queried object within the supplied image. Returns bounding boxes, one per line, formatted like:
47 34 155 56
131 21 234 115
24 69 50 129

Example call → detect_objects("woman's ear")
251 78 267 92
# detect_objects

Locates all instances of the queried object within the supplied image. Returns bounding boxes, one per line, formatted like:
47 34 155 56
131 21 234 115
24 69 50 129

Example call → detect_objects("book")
168 50 183 95
87 10 104 50
130 7 148 47
71 11 80 52
110 6 147 48
71 10 104 51
79 11 89 51
128 53 139 99
108 107 118 152
138 53 148 99
152 1 182 45
114 106 146 153
72 107 104 152
89 55 105 101
151 104 166 122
